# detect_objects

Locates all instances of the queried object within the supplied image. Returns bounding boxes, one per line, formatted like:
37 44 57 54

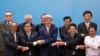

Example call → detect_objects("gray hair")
24 14 32 19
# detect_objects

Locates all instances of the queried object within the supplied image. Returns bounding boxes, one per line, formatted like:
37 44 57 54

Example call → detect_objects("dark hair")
63 16 72 22
83 10 92 17
88 27 97 31
40 13 47 18
68 23 77 29
23 22 32 27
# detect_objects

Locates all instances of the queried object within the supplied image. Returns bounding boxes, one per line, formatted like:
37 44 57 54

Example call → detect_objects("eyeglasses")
5 15 12 17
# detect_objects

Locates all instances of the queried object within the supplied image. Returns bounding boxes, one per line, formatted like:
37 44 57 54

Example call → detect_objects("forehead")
5 12 12 15
69 26 76 29
45 18 52 20
89 28 95 31
64 19 71 21
84 13 91 16
11 23 17 27
24 23 31 26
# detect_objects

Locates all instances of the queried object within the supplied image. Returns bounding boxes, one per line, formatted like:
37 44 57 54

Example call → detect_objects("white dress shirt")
84 35 100 56
85 22 90 30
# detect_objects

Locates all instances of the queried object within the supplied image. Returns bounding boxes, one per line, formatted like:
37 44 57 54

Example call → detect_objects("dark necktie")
7 22 10 27
12 32 16 42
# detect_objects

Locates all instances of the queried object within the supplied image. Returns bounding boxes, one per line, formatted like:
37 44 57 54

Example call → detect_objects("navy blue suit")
39 24 58 56
3 30 20 56
19 31 39 56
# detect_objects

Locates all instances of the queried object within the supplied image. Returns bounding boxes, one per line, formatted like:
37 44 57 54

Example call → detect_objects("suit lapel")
16 32 19 43
83 22 88 31
3 21 8 30
8 31 15 42
24 33 30 40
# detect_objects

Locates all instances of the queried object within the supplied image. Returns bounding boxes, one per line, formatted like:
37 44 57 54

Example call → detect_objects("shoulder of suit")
90 22 97 25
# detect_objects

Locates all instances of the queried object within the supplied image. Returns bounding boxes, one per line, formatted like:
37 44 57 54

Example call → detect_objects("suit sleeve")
59 27 67 41
3 32 18 50
67 36 81 46
64 35 80 49
19 33 38 46
78 24 82 34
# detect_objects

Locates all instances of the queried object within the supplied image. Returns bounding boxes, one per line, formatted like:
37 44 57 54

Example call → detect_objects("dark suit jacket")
59 26 68 41
18 22 36 33
39 24 58 56
0 21 14 56
19 31 39 56
64 33 80 56
78 22 97 36
3 30 20 56
0 23 5 53
0 21 15 32
36 23 45 36
77 22 97 56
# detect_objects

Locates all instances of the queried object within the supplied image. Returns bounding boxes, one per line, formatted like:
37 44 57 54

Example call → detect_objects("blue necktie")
27 33 30 40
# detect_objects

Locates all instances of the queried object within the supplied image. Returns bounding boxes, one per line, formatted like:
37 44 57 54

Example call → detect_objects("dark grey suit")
3 30 20 56
0 21 14 56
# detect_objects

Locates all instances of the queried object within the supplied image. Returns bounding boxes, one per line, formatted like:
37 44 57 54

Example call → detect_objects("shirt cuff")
64 42 67 46
26 47 29 50
76 45 79 49
33 42 37 46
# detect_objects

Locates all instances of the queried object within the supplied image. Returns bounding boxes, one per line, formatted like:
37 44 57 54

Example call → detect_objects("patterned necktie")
27 33 30 40
7 22 10 27
47 26 50 34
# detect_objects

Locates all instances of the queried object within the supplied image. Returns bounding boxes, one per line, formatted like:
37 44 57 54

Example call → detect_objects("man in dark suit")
18 14 36 33
59 16 72 41
0 23 5 56
52 24 81 56
19 22 39 56
59 16 72 56
3 22 26 56
0 11 14 56
77 10 97 56
36 13 47 32
38 14 58 56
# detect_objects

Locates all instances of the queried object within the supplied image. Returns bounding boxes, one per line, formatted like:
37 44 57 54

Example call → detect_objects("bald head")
10 22 18 32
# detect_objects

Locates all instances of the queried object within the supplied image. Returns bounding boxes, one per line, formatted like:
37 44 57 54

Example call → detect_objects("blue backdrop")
0 0 100 35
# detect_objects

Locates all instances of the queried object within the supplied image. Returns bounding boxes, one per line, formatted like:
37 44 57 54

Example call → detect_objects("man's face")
5 12 12 22
24 23 32 32
89 28 96 37
68 26 76 35
25 16 32 23
45 18 52 26
83 13 91 23
10 23 18 32
41 15 46 24
64 19 71 27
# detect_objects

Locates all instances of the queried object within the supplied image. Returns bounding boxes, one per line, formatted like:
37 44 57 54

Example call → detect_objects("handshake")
52 39 66 46
18 40 45 52
18 46 29 52
34 40 45 45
